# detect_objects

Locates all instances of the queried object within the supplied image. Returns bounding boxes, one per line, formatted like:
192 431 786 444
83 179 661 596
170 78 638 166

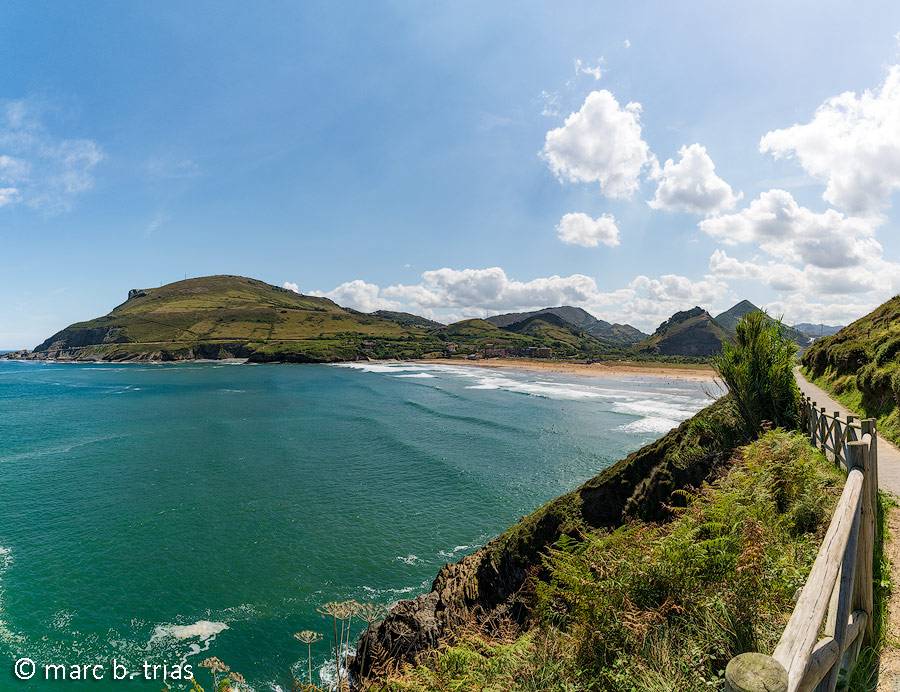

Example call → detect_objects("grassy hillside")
30 275 444 362
503 313 615 356
484 306 647 345
635 306 731 357
369 310 444 329
801 294 900 446
585 320 647 345
484 306 599 330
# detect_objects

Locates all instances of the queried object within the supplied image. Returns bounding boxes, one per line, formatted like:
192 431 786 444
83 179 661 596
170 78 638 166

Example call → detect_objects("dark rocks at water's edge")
350 396 745 680
0 350 30 359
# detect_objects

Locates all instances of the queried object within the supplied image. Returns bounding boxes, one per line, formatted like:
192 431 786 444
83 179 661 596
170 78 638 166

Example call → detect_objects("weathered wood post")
820 407 827 453
860 419 879 540
849 441 874 644
725 653 788 692
811 402 819 446
832 412 841 462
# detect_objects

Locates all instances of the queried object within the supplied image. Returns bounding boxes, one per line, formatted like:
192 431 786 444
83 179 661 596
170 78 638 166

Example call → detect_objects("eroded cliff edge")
352 395 744 679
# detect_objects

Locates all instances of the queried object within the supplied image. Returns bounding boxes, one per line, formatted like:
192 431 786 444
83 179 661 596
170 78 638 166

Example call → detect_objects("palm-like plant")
713 310 800 435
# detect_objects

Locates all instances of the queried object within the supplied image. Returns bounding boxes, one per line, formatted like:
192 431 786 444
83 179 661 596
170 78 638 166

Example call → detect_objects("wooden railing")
725 395 879 692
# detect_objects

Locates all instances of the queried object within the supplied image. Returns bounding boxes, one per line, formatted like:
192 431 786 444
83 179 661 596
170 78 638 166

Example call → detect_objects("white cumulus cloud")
556 212 620 247
311 279 402 313
283 282 300 293
319 267 734 333
648 143 740 214
699 189 881 269
541 90 655 198
760 65 900 214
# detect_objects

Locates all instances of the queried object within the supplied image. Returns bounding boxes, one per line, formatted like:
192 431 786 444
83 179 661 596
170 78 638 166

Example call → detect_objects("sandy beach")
416 358 718 381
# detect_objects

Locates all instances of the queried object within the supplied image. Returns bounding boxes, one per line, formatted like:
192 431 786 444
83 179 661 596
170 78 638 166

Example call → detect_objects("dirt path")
794 368 900 690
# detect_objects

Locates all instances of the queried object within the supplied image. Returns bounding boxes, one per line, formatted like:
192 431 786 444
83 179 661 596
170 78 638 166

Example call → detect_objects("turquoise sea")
0 360 720 690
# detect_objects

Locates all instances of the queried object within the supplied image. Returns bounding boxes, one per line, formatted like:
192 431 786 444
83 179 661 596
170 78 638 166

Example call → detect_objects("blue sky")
3 1 900 348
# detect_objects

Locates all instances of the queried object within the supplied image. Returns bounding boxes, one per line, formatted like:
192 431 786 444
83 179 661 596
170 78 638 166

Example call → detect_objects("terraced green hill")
28 275 442 362
369 310 444 329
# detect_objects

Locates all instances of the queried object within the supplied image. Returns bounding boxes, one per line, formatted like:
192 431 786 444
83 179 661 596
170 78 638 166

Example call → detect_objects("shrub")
829 341 869 374
857 363 897 403
874 336 900 366
893 370 900 409
713 311 800 435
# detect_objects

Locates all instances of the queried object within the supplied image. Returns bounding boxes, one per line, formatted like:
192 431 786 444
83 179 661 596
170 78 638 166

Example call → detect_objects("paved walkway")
794 367 900 497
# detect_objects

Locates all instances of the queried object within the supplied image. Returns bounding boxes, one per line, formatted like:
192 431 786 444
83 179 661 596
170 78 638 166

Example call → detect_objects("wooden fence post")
832 412 841 463
849 441 874 645
860 419 879 540
811 402 818 446
725 653 788 692
820 408 827 453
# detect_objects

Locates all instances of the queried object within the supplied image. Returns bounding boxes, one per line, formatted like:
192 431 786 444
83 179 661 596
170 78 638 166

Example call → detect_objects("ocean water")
0 360 720 690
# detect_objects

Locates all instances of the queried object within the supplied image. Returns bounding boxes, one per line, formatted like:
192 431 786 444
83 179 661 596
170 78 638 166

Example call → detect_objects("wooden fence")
724 395 879 692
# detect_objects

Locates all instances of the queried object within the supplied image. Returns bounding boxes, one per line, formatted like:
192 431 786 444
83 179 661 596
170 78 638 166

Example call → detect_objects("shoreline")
416 358 718 381
1 354 718 381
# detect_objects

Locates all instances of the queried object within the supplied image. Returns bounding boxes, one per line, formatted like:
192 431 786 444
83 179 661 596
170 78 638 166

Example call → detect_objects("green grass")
379 430 844 692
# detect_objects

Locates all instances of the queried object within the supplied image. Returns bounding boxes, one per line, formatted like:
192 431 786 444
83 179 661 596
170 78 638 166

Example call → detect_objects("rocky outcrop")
351 396 744 679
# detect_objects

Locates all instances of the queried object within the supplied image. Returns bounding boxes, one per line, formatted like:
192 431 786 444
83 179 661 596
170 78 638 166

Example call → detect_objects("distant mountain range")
484 306 648 345
792 323 844 339
3 275 831 362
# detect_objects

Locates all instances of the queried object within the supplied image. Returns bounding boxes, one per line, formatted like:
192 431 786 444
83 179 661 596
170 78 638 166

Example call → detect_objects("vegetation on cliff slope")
381 430 843 692
801 293 900 447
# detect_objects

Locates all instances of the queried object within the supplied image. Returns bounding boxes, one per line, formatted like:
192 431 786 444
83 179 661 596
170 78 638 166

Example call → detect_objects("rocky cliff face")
351 396 743 679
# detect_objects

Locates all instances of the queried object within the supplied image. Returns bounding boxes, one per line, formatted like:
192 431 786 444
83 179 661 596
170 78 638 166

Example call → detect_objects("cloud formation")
648 143 740 214
0 99 103 213
760 65 900 214
699 189 881 269
304 266 734 333
573 58 605 81
312 279 401 313
555 212 620 247
542 90 654 198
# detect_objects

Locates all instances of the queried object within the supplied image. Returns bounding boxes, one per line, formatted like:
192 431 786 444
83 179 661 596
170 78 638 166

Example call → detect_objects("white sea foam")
393 373 436 379
616 417 680 434
438 544 477 559
150 619 229 642
612 397 698 420
337 363 436 374
149 620 229 661
396 554 421 565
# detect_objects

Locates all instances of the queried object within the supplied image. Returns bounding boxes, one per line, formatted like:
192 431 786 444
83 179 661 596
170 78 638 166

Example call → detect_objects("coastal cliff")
352 395 745 678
